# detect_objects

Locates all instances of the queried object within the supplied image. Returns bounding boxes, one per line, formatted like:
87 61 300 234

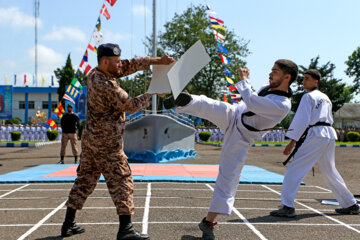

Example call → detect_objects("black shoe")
270 205 296 218
163 96 176 109
174 92 192 107
117 225 150 240
74 156 78 164
61 221 85 237
335 204 359 215
57 159 64 164
198 217 216 240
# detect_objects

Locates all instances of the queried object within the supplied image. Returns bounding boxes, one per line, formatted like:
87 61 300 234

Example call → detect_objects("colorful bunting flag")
100 4 111 20
32 75 36 86
4 74 7 85
209 16 224 25
213 30 225 42
87 43 97 53
42 75 45 86
212 24 226 31
220 54 231 65
217 43 228 53
24 74 27 85
222 93 228 103
231 94 241 99
225 76 234 84
80 50 92 75
75 69 82 77
14 74 16 85
45 118 57 129
228 84 237 92
63 85 80 104
106 0 117 7
206 3 216 15
71 77 83 90
54 102 65 118
232 99 239 104
51 75 54 86
96 17 101 31
224 67 232 76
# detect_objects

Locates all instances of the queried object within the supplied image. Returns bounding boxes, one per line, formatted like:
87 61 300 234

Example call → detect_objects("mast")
151 0 157 114
34 0 40 87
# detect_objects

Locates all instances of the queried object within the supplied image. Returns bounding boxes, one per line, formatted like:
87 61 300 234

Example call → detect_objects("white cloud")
44 26 87 42
0 7 42 28
102 29 134 43
27 45 66 73
132 5 150 16
0 60 17 69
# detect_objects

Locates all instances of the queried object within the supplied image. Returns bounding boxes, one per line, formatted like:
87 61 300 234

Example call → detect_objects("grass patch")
0 140 49 143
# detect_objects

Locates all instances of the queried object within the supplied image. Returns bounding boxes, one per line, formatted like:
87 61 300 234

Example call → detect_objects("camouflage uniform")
66 57 151 215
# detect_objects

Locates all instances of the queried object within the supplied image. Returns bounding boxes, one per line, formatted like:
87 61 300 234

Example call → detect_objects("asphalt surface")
0 143 359 240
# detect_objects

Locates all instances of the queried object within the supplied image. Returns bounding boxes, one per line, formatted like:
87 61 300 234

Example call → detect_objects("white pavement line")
0 184 29 199
205 184 268 240
17 200 67 240
142 183 151 234
314 186 332 192
262 185 360 234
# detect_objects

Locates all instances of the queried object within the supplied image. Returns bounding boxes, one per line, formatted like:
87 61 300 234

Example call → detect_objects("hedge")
10 131 21 141
199 131 211 142
47 130 59 141
346 131 360 142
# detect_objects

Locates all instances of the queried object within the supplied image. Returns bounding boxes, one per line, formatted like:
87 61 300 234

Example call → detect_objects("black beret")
97 43 121 58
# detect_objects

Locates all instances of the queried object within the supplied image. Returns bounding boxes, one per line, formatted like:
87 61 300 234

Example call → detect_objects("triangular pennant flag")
213 30 225 42
96 17 101 31
220 54 231 65
100 4 111 20
106 0 117 7
217 43 228 53
225 76 234 84
71 77 83 90
222 93 228 103
51 113 59 120
87 43 97 53
224 67 232 76
206 3 216 15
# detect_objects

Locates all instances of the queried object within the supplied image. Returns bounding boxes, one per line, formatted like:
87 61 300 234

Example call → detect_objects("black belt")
283 122 331 166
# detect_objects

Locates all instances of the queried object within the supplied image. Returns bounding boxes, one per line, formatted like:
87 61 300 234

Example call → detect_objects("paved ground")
0 143 359 239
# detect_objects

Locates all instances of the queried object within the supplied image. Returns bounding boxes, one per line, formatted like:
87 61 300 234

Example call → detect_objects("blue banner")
0 85 13 119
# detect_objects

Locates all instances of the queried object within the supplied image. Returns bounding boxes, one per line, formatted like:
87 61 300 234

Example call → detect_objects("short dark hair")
304 69 321 81
275 59 298 85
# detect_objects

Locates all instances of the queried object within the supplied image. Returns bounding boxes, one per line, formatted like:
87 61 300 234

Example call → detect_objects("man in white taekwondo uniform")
164 59 298 240
271 69 359 218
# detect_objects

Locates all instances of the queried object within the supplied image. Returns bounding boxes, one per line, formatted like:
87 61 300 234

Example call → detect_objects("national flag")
209 16 224 25
224 67 232 76
24 74 27 84
63 85 80 104
222 93 228 103
213 30 225 42
45 118 57 129
71 77 83 90
96 17 101 31
14 74 16 85
51 75 54 86
4 74 7 85
220 54 230 65
54 103 65 118
42 75 45 86
32 75 36 86
217 43 228 53
231 94 241 99
206 3 216 15
100 4 111 20
225 76 234 84
87 43 97 53
106 0 117 6
212 24 226 31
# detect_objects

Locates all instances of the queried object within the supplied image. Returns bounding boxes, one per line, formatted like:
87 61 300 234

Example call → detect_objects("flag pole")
151 0 157 114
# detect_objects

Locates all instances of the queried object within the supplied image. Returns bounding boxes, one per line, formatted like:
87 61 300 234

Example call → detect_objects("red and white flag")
106 0 117 6
80 61 92 75
213 30 225 42
220 54 230 65
100 4 111 20
231 94 241 99
209 16 224 25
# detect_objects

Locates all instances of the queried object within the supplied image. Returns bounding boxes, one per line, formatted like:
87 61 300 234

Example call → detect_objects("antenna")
34 0 40 87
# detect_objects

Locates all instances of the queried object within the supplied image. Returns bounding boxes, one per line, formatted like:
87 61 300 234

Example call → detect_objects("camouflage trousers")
60 133 78 157
66 145 134 215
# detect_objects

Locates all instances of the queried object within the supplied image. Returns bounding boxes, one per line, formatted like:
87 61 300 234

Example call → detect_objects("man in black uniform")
58 104 80 164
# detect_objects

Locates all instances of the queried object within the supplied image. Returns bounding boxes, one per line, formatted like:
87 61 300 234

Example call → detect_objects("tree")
54 54 75 103
291 56 354 113
144 4 250 100
345 46 360 94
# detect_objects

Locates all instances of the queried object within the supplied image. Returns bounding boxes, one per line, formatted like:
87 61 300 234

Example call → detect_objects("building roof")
334 103 360 120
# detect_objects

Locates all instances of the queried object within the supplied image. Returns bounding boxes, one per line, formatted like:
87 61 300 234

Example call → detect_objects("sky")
1 0 360 101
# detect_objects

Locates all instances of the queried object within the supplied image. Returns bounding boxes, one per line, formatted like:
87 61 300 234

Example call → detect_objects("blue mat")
0 164 304 185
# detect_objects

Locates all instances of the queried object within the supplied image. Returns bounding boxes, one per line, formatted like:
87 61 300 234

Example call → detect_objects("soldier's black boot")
74 156 78 164
61 207 85 237
58 156 64 164
117 215 150 240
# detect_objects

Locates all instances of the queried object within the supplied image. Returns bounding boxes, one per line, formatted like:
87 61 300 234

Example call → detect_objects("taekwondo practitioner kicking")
164 59 298 240
270 69 359 218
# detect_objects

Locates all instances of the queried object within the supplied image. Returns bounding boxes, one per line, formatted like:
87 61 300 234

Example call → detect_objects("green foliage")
346 131 360 142
5 117 22 124
46 130 59 141
54 54 75 103
78 120 86 139
292 56 354 113
199 131 211 142
143 4 249 101
10 131 21 141
345 47 360 94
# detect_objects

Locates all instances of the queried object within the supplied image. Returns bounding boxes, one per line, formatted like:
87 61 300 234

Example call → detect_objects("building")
333 103 360 128
0 86 87 123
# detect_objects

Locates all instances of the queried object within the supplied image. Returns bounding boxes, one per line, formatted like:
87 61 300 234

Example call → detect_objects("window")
51 101 58 111
19 101 25 109
28 101 35 109
42 101 49 109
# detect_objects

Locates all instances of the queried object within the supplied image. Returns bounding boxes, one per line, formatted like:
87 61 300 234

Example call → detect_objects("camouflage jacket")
82 57 152 153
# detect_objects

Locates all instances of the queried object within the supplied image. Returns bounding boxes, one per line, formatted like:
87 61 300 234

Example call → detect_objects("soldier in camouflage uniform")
61 43 174 240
